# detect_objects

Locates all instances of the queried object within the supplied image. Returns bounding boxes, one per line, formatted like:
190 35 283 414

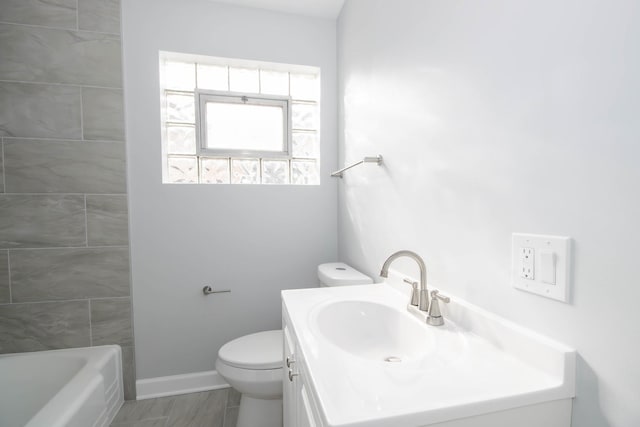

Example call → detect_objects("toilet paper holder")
202 285 231 295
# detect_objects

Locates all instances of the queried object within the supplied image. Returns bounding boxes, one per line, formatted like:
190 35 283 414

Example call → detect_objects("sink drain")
383 356 402 363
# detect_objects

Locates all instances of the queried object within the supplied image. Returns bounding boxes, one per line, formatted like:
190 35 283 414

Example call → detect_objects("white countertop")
282 282 575 427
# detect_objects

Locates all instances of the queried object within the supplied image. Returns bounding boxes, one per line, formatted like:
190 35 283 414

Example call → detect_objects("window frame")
195 89 292 159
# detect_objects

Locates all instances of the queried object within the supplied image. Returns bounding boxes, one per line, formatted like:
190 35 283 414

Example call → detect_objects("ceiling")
210 0 346 19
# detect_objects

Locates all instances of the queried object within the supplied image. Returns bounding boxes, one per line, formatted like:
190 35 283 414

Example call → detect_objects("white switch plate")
512 233 571 303
540 251 556 285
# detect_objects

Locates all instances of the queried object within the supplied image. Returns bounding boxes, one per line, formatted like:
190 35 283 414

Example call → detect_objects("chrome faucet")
380 250 429 312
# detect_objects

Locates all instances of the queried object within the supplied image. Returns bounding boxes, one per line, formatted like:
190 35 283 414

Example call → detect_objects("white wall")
337 1 639 426
121 0 337 379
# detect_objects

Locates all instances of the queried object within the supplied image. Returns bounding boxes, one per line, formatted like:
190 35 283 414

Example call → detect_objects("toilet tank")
317 263 373 287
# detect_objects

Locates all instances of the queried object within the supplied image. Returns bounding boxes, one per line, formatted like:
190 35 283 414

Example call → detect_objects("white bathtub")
0 345 124 427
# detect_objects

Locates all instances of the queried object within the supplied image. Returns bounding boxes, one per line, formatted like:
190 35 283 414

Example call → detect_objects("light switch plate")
512 233 571 302
540 251 556 285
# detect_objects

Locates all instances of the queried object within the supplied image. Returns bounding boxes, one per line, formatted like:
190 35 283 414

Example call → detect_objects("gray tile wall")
4 139 127 193
0 0 78 30
0 0 135 400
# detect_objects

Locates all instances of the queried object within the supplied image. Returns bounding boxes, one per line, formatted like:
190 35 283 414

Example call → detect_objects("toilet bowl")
216 263 372 427
216 330 283 427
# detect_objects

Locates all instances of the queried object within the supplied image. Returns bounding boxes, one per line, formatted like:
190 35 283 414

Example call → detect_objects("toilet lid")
218 330 283 370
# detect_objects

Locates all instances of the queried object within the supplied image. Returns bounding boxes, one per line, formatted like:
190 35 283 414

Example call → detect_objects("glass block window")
160 52 321 185
198 92 289 156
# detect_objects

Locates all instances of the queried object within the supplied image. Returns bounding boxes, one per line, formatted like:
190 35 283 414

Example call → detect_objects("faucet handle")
430 290 450 303
426 289 449 326
402 278 419 306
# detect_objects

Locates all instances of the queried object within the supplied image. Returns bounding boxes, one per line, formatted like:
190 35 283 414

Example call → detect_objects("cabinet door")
283 324 297 427
298 384 317 427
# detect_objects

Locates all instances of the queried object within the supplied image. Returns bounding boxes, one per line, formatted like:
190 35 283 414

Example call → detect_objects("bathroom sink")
284 283 576 427
311 300 433 361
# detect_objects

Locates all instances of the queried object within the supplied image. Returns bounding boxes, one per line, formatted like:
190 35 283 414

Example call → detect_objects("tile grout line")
0 296 130 307
111 416 169 427
0 79 123 91
222 389 229 426
7 250 12 304
2 137 10 304
84 194 89 247
88 299 93 346
127 416 173 425
165 397 177 426
1 137 5 193
6 245 129 251
0 192 126 196
79 85 85 141
0 20 121 37
0 136 125 144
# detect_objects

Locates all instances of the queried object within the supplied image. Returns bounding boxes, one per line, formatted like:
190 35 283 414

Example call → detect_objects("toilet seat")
216 330 283 400
218 330 282 370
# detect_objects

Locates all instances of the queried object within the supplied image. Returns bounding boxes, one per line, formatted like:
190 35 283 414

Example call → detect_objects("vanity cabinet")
282 284 575 427
283 316 322 427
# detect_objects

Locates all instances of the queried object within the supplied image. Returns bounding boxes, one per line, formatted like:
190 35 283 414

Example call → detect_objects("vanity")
281 278 575 427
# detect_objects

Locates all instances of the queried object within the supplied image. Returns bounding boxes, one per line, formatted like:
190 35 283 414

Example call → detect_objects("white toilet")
215 263 372 427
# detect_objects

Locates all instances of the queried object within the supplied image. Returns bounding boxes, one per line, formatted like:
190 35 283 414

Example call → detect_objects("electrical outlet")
512 233 571 303
520 247 534 279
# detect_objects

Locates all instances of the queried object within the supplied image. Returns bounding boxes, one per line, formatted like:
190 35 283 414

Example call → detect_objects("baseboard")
136 370 230 400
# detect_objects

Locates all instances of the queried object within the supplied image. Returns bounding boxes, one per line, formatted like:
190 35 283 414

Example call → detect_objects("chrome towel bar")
330 155 383 178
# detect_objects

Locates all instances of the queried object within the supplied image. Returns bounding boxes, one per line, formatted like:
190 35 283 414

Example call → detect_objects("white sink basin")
311 300 434 361
284 283 575 427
